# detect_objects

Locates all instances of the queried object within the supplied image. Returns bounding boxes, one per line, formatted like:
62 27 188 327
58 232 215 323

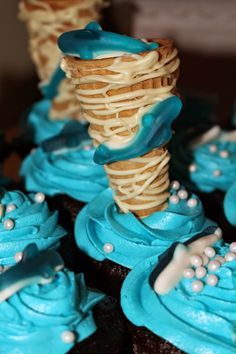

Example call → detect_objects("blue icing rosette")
0 268 104 354
20 141 108 203
26 99 70 145
121 239 236 354
0 190 66 266
75 186 216 269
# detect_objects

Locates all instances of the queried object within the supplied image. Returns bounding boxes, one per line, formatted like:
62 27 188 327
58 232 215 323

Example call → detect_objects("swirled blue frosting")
20 142 108 203
75 187 216 268
121 241 236 354
171 127 236 193
0 190 66 266
27 99 70 145
0 269 104 354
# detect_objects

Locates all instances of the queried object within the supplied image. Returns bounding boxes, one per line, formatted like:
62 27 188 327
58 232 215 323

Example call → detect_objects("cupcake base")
127 322 183 354
70 296 131 354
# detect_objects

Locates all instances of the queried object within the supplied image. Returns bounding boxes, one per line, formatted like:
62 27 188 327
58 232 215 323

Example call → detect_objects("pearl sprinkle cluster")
183 239 236 293
169 181 198 208
189 143 230 178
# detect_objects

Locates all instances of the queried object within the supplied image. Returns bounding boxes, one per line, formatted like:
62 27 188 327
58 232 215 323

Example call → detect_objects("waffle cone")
62 39 180 216
19 0 107 121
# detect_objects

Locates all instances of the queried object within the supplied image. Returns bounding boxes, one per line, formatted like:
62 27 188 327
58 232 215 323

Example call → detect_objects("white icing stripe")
19 0 105 120
63 49 179 148
105 149 170 213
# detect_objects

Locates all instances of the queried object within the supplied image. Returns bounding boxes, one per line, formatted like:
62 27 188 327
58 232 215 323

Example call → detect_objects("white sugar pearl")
192 280 204 293
84 145 92 151
14 252 23 263
171 180 180 190
178 190 188 200
230 242 236 253
3 219 15 230
169 195 179 204
225 252 236 262
6 204 16 213
213 169 221 177
187 198 198 208
183 268 195 279
214 256 225 265
189 164 197 172
195 266 207 279
214 227 223 238
190 255 203 267
30 148 36 154
209 144 217 153
202 255 210 266
206 274 218 287
103 243 114 254
61 331 76 344
204 247 216 258
220 150 229 158
34 192 45 203
207 260 221 272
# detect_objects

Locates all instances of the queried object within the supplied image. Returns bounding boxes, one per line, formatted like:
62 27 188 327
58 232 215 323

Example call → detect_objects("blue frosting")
20 141 108 203
0 269 104 354
27 99 70 144
75 187 216 269
171 127 236 193
58 22 158 60
94 96 182 164
0 190 66 266
224 181 236 226
121 242 236 354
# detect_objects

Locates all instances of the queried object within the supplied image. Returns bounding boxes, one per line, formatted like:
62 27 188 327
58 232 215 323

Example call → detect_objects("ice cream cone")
18 0 107 120
61 39 180 217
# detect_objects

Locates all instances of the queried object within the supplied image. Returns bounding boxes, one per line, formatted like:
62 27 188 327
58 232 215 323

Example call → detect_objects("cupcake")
0 244 126 354
0 189 66 268
121 232 236 353
17 0 107 148
20 121 108 232
170 125 236 240
58 23 218 297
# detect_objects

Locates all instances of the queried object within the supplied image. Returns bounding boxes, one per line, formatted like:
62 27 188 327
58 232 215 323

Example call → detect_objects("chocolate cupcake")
0 244 126 354
121 232 236 353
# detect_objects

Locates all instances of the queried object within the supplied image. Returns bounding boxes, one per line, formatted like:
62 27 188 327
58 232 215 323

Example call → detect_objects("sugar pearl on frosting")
206 274 218 287
204 247 216 258
183 268 195 279
230 242 236 253
225 252 236 262
14 252 23 263
84 145 92 151
214 256 225 265
189 164 197 172
170 180 180 190
61 331 76 344
213 169 221 177
103 243 114 253
195 266 207 279
214 227 223 238
177 190 188 200
187 198 198 208
6 204 16 213
169 195 179 204
220 150 229 158
34 192 45 203
190 255 203 267
209 144 217 153
3 219 15 230
192 280 204 293
207 260 221 272
202 255 210 266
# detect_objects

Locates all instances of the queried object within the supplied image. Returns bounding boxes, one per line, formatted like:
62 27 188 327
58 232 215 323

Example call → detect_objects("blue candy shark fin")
85 22 103 32
39 64 65 99
22 244 39 261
